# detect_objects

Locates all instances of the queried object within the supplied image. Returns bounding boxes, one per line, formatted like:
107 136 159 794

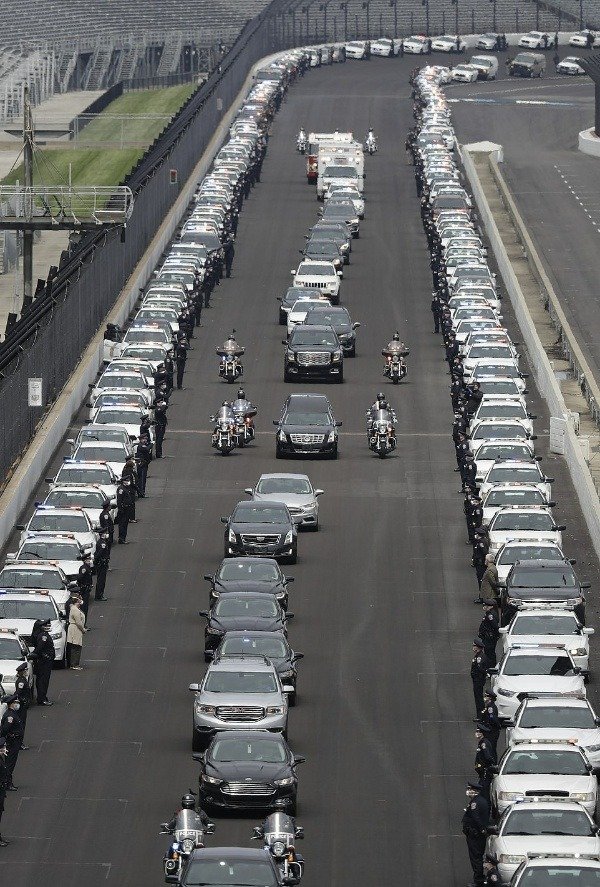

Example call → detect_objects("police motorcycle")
382 333 409 384
217 331 244 384
296 128 307 154
160 793 215 883
231 388 257 448
251 812 304 884
364 128 378 155
366 407 397 458
210 403 237 456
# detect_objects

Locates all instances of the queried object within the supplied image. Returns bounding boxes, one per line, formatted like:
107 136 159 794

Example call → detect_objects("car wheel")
348 344 356 357
288 547 298 565
204 651 213 663
192 731 205 753
276 445 285 459
279 312 286 325
336 368 344 383
289 691 297 707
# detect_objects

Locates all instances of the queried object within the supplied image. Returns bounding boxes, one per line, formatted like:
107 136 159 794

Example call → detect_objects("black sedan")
204 557 294 608
214 630 304 705
283 325 344 383
200 592 291 660
303 304 360 356
274 392 341 459
195 729 305 814
502 559 589 625
221 501 297 563
180 847 283 887
302 239 343 271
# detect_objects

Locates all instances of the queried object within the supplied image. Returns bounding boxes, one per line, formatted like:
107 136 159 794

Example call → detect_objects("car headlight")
274 776 294 786
499 854 526 865
266 706 285 715
497 688 515 698
284 531 293 544
499 791 524 801
571 791 595 801
228 529 236 543
287 351 296 362
202 774 221 784
50 630 63 640
327 430 336 443
570 648 588 657
278 429 286 442
206 626 222 635
196 704 216 715
332 350 342 362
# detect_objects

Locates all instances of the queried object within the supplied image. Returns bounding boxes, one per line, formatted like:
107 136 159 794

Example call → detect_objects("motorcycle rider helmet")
181 794 196 810
237 388 245 399
392 332 400 341
380 400 389 410
222 400 230 408
376 392 385 403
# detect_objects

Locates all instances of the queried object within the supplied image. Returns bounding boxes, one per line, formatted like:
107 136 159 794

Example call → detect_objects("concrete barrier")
461 145 600 561
0 49 290 552
579 128 600 158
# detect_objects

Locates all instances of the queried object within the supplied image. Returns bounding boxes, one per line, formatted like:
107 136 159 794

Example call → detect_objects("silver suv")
189 655 291 752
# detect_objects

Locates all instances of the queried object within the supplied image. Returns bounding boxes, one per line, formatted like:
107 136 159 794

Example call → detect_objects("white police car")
489 646 586 720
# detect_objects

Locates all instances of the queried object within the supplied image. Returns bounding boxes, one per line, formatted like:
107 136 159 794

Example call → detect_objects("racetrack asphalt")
0 54 599 887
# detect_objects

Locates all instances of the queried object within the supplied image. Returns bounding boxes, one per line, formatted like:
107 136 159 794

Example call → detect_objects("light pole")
535 0 540 30
422 0 430 37
319 1 331 41
580 0 584 30
490 0 497 31
362 1 371 40
340 2 348 41
390 0 398 39
451 0 459 36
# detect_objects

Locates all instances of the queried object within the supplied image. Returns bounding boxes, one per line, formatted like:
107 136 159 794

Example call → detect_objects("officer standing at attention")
431 292 442 333
0 695 24 791
93 530 111 601
175 337 189 390
77 552 94 619
30 619 55 706
0 738 9 845
116 478 134 544
478 603 500 666
99 500 114 546
474 722 496 802
462 781 489 887
471 638 490 719
14 663 31 749
480 690 502 758
154 398 168 458
135 434 152 496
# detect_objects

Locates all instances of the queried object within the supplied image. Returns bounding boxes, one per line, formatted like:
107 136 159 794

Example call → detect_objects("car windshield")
0 568 64 590
512 614 580 635
290 329 337 347
475 364 518 378
182 858 277 886
285 412 329 426
28 514 88 533
503 749 587 775
0 599 57 619
211 737 287 763
478 404 526 420
220 636 288 658
486 490 544 507
214 598 278 618
125 329 168 342
511 566 577 588
232 506 288 524
46 491 104 509
96 411 140 425
504 808 593 836
520 705 596 729
324 166 358 177
122 346 167 360
217 562 280 582
0 638 24 658
256 477 312 495
305 310 349 327
56 466 112 484
487 466 541 482
479 380 521 395
298 264 333 276
503 654 575 676
307 243 336 254
19 541 80 560
75 447 124 462
473 424 527 440
79 429 128 444
204 671 278 693
98 375 142 389
492 512 555 531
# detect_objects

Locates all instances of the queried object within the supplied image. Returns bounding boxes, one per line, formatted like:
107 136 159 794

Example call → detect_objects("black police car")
200 592 290 661
501 559 589 625
204 557 293 608
214 630 303 705
274 393 341 459
180 847 285 887
195 729 305 814
283 324 344 383
221 501 297 563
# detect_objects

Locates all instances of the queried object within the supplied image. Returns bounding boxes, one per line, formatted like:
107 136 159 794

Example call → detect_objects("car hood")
495 774 594 793
508 585 582 600
230 523 289 535
213 580 286 595
280 423 332 435
205 760 292 782
290 343 335 353
253 493 314 508
496 836 600 857
210 615 285 633
496 676 586 696
0 618 56 639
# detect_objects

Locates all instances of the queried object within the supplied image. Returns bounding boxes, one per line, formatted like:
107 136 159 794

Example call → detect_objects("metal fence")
0 0 289 482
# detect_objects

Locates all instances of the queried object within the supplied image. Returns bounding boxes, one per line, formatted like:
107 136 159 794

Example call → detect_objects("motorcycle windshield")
373 410 393 424
263 811 295 837
176 810 203 834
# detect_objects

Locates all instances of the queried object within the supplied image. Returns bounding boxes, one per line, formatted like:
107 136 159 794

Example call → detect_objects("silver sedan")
245 473 323 531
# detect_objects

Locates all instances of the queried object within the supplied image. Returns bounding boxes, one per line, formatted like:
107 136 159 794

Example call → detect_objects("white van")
469 55 498 80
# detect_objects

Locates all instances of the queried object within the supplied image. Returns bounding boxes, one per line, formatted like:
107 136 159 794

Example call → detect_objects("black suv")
501 559 589 625
221 501 297 563
195 730 305 814
274 393 341 459
214 631 304 705
304 305 360 356
283 325 344 383
180 847 284 887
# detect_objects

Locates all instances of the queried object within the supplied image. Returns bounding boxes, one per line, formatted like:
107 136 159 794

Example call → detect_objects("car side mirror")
569 558 577 565
292 651 304 662
282 340 288 345
521 373 529 379
335 421 342 427
283 684 295 694
203 574 212 582
198 611 209 619
535 455 543 461
315 489 324 496
549 501 557 508
528 414 537 419
498 626 508 634
276 297 282 302
337 271 343 277
286 612 295 619
555 524 566 532
85 403 92 408
352 322 361 330
273 420 279 426
487 667 498 675
486 825 498 835
44 477 53 484
290 270 296 275
581 582 591 589
188 683 200 692
545 477 555 483
284 576 295 583
584 627 595 635
530 434 538 440
192 752 204 762
244 488 253 495
220 517 228 524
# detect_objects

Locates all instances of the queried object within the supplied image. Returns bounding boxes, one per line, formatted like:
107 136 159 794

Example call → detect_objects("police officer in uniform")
0 738 9 845
474 722 496 803
471 638 490 719
154 398 168 458
431 293 442 333
472 529 490 586
135 435 152 496
31 619 55 705
99 500 114 546
478 603 500 666
77 552 94 619
116 479 134 543
462 781 489 887
0 695 24 790
480 690 502 758
14 662 31 748
175 337 189 390
93 531 111 601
